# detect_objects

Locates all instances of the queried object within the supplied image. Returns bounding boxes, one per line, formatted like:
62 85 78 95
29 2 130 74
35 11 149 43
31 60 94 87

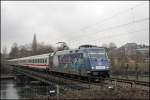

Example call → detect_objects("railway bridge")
11 65 91 91
9 64 150 92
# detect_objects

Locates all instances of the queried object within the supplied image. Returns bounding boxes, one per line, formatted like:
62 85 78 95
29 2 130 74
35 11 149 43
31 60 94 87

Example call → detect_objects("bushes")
111 63 149 76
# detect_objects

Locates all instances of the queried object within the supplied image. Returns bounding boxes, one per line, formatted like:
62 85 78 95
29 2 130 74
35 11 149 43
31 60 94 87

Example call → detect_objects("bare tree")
19 45 30 57
36 42 54 54
102 43 108 48
108 42 117 49
2 46 8 59
9 43 19 58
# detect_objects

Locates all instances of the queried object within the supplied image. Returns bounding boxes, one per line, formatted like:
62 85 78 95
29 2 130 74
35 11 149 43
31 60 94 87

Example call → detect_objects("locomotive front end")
85 48 110 80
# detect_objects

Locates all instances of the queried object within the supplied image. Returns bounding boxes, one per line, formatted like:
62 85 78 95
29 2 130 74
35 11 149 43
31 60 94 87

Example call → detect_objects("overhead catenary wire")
74 15 148 41
56 2 148 48
81 2 147 30
68 28 148 47
69 1 148 37
64 2 148 47
67 17 149 46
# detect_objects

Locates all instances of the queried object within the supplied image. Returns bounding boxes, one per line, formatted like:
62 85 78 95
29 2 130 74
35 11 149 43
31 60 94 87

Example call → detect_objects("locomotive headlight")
92 67 94 69
87 71 91 73
106 66 109 69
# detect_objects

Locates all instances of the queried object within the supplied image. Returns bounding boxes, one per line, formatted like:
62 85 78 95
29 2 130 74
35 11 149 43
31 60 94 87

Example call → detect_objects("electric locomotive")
51 45 110 80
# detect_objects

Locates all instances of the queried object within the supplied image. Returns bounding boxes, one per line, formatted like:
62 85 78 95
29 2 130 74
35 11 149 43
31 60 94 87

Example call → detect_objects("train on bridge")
8 45 110 81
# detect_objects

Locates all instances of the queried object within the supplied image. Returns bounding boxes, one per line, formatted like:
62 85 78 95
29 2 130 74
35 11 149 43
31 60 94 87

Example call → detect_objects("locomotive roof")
55 47 105 55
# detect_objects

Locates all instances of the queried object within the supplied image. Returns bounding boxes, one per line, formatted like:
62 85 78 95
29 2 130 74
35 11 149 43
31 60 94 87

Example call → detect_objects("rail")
110 77 150 87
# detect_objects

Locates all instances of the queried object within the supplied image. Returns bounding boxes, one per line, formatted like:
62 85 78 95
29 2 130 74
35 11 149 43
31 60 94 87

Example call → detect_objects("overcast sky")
1 1 149 53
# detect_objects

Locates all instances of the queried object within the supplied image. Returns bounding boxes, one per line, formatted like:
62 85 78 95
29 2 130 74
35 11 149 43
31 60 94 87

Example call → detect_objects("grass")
32 86 149 99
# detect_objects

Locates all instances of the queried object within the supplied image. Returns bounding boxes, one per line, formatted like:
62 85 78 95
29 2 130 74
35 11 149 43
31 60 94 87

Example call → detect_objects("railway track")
13 65 149 91
111 77 149 87
106 77 150 91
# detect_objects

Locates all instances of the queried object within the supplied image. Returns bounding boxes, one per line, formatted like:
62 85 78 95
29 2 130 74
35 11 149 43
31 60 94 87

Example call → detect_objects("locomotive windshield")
88 53 106 59
86 48 107 59
86 48 109 70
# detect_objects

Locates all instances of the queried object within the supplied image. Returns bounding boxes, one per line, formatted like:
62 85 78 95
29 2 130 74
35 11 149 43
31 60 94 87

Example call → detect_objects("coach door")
49 54 53 70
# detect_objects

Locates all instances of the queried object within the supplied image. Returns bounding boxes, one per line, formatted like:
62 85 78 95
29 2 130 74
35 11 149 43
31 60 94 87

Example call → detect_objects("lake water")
1 80 19 99
0 79 56 99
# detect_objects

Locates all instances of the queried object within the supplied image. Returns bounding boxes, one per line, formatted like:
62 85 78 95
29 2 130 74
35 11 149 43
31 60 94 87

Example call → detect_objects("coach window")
37 59 39 63
43 59 44 63
45 59 47 63
39 59 40 63
41 59 43 63
40 59 42 63
42 59 44 63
